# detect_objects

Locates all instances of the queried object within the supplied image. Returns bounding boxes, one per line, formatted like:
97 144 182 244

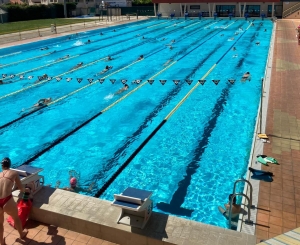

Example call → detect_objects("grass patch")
0 18 99 35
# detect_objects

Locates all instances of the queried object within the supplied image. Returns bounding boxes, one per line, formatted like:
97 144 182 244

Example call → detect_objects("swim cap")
1 157 11 168
70 177 77 187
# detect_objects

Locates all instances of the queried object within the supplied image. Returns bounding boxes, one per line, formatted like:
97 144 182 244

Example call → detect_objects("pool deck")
1 18 298 245
254 19 300 244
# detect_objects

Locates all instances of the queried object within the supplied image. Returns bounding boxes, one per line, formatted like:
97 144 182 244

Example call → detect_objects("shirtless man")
218 194 241 219
0 158 28 245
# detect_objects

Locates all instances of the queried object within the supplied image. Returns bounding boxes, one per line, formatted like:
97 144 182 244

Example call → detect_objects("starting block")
12 165 44 196
112 187 153 229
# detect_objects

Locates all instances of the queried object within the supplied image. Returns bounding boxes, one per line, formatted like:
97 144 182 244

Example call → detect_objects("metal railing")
228 193 253 229
283 2 300 18
0 17 133 45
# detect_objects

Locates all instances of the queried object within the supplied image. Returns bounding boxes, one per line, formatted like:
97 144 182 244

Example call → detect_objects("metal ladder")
228 179 254 229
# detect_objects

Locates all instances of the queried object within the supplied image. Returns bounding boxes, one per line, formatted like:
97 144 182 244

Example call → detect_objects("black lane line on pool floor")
92 44 224 196
0 21 219 131
18 21 232 167
156 27 264 216
155 24 264 216
93 21 254 198
156 85 231 216
21 22 227 165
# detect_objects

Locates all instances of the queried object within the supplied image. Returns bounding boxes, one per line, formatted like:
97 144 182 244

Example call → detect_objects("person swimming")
241 72 251 81
70 62 83 71
163 59 173 66
100 32 104 35
233 54 238 58
115 84 129 95
137 55 144 61
56 55 70 61
34 74 48 84
21 98 52 113
232 47 236 51
86 40 91 44
100 65 112 74
40 47 49 50
255 41 260 45
107 56 113 61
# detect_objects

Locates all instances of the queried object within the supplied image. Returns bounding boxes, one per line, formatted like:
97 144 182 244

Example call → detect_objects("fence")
0 17 138 45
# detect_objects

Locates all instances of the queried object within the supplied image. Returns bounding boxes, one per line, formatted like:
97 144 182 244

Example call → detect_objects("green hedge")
1 3 76 22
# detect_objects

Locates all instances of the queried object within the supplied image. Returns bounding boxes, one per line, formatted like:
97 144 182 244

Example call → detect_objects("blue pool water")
0 18 273 228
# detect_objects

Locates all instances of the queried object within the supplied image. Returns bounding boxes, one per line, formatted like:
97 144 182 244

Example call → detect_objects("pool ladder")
228 179 255 229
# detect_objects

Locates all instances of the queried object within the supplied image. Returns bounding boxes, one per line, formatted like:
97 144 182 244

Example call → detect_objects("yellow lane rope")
48 58 145 106
1 55 79 81
164 21 253 121
165 64 216 120
0 56 106 101
147 21 168 28
0 52 53 68
101 61 177 113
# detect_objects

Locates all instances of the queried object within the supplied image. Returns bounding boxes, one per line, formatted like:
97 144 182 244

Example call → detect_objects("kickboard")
258 134 268 139
257 156 268 166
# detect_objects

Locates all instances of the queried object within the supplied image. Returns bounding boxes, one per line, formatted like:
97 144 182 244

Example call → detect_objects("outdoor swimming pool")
0 18 273 228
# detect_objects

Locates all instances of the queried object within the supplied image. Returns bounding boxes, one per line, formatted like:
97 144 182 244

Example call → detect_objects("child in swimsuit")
0 158 28 243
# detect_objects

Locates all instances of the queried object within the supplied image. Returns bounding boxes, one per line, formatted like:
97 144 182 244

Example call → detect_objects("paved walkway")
3 213 119 245
255 19 300 244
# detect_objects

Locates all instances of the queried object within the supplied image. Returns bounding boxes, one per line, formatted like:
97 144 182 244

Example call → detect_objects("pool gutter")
237 19 277 234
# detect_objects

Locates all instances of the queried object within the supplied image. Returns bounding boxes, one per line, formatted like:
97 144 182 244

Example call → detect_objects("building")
152 0 300 19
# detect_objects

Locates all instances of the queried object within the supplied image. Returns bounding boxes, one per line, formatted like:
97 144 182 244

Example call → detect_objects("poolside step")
14 186 257 245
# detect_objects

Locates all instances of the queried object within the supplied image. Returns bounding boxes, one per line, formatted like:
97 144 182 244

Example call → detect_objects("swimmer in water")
100 32 104 35
34 74 48 84
115 84 129 95
107 56 113 61
137 55 144 61
40 47 49 50
241 71 251 82
255 41 260 45
232 47 236 51
69 62 83 71
163 59 173 66
21 98 52 113
0 79 14 85
100 65 112 74
233 54 238 58
56 55 70 61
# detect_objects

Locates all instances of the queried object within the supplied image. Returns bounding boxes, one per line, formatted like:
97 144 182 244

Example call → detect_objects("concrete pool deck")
254 19 300 244
9 187 256 245
1 18 297 245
